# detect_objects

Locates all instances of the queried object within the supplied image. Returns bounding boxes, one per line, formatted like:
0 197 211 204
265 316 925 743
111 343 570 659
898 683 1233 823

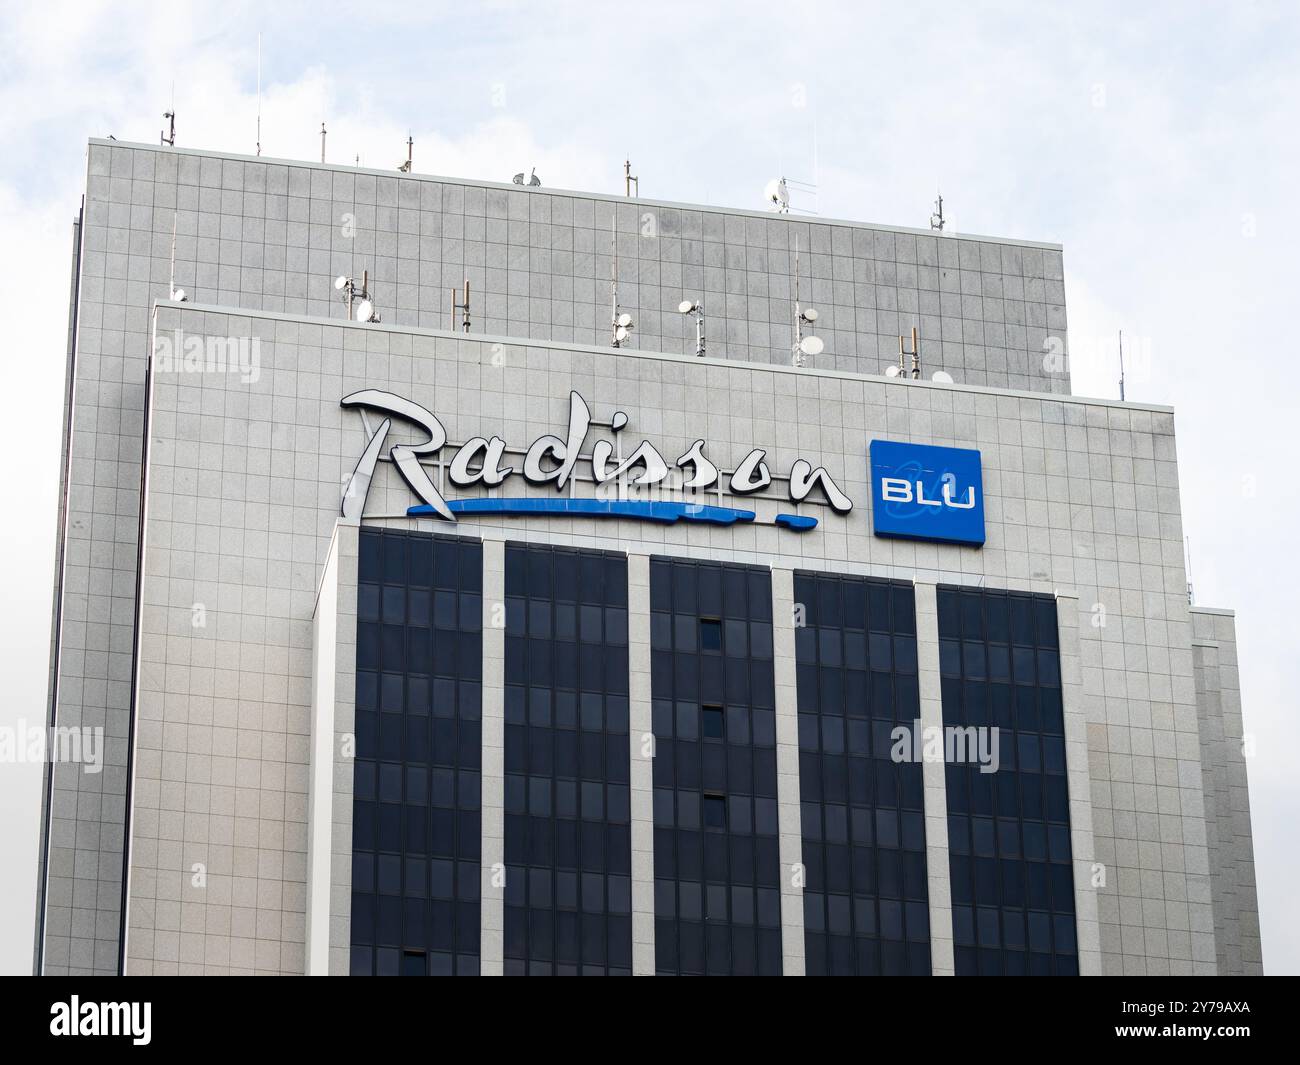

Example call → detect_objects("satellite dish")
334 276 348 291
512 172 526 185
798 335 824 357
801 307 819 322
615 325 630 343
356 299 374 322
678 300 695 314
885 365 902 378
171 288 187 302
616 312 633 328
764 177 790 210
931 370 954 384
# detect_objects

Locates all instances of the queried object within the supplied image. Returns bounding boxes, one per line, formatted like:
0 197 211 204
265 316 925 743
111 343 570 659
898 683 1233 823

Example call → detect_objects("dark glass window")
702 705 725 739
938 587 1077 976
352 528 483 976
650 558 782 976
503 544 631 975
699 617 722 652
794 572 929 976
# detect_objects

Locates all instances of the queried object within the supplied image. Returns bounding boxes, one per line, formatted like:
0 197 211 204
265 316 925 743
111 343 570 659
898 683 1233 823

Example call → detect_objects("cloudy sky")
1 0 1296 974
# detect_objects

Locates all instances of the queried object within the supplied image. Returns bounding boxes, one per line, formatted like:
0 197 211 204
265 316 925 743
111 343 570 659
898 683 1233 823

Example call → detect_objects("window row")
650 614 774 658
359 529 482 593
357 624 482 679
358 583 482 631
356 672 481 719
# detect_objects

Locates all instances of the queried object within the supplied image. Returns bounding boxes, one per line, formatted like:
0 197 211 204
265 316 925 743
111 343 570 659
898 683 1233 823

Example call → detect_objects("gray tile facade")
39 139 1259 977
1190 607 1263 975
118 302 1222 974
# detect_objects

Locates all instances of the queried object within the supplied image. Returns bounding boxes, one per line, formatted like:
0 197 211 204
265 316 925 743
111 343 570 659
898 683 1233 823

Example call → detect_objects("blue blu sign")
869 440 985 546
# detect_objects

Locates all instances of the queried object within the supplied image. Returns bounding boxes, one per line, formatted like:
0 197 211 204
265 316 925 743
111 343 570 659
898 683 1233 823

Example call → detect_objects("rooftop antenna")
512 167 541 186
399 134 413 172
320 122 326 163
1185 536 1195 605
610 217 634 347
678 300 705 357
255 33 262 156
766 175 819 215
1118 329 1127 401
452 280 471 333
335 271 380 322
930 191 945 231
624 159 639 197
791 235 823 367
161 110 175 147
887 328 921 379
167 210 187 302
765 177 790 213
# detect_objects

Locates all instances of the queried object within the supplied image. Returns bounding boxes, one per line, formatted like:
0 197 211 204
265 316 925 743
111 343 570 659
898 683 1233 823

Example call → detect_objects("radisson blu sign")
869 439 985 547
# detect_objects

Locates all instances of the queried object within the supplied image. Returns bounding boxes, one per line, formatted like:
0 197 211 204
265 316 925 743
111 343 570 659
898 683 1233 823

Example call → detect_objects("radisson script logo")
340 389 853 531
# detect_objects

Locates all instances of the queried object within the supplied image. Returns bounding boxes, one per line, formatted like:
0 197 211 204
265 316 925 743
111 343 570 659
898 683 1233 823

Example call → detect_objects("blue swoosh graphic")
407 497 759 525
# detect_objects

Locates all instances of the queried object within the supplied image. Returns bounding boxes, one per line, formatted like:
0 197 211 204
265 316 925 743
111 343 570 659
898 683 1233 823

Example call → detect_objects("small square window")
699 617 722 651
401 949 427 976
703 793 727 829
702 705 725 739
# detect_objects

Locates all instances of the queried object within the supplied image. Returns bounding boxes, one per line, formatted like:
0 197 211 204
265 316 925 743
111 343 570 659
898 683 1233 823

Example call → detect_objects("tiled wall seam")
770 567 805 976
1056 593 1102 975
479 537 506 975
913 581 954 976
626 554 656 975
328 522 359 975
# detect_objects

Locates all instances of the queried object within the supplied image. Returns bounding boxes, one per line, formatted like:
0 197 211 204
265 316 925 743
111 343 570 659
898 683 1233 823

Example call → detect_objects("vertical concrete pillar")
913 580 955 975
627 554 656 975
1056 592 1102 975
770 567 805 976
479 538 505 975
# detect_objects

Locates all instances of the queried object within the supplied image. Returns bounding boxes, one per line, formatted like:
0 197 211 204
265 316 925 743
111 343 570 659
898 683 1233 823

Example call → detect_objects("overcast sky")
1 0 1296 974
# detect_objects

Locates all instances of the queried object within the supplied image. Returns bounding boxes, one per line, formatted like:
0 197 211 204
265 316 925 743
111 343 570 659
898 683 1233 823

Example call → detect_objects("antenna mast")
320 122 326 163
897 327 920 378
1118 329 1127 401
452 280 471 332
255 34 262 156
624 159 638 197
161 110 175 147
790 236 823 367
930 192 945 231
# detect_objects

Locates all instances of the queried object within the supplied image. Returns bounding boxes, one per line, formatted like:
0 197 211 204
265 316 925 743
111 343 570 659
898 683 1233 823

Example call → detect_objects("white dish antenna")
885 365 902 378
765 177 790 212
170 288 187 302
614 325 630 343
800 307 818 323
798 335 824 358
616 312 633 328
356 298 375 322
678 300 696 314
334 276 348 291
931 370 954 384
